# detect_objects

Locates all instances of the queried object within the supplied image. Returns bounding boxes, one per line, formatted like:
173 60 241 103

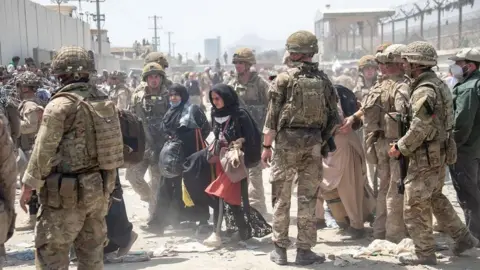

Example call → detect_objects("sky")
31 0 422 57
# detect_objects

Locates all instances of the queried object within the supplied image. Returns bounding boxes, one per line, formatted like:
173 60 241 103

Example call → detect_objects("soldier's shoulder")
44 95 76 116
275 72 291 88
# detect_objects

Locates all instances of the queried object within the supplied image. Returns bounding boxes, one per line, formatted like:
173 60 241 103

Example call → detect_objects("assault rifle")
396 113 409 194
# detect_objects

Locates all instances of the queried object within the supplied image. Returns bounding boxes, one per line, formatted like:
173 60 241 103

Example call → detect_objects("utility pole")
166 31 173 56
149 15 162 52
90 0 105 55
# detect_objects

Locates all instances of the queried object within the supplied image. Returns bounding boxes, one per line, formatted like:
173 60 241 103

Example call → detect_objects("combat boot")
295 248 325 265
399 253 437 265
16 215 36 231
453 233 479 255
345 227 365 240
270 243 287 265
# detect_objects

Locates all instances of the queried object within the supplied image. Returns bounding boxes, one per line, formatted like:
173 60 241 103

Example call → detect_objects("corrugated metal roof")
315 9 395 21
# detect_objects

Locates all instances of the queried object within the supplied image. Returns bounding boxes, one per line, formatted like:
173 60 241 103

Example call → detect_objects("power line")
149 15 162 52
90 0 105 55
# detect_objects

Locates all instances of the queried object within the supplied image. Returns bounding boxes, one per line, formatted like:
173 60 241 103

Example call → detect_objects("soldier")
262 30 339 266
14 71 44 231
228 47 269 215
19 46 124 269
376 42 392 83
127 62 169 229
372 44 410 243
388 41 478 265
109 71 131 110
353 55 378 103
133 52 172 95
0 117 18 269
447 48 480 239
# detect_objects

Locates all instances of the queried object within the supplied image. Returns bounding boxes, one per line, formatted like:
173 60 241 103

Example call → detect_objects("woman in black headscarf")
204 83 271 245
152 83 211 234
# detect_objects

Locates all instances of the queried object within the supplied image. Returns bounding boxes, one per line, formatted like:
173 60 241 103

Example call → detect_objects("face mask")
169 100 181 108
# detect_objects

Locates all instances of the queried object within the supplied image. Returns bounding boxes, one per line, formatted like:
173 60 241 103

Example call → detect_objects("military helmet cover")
232 48 256 65
376 42 392 53
402 41 437 66
144 52 169 68
16 71 41 88
448 48 480 62
285 30 319 54
376 44 407 63
51 46 95 76
142 62 165 81
358 55 377 69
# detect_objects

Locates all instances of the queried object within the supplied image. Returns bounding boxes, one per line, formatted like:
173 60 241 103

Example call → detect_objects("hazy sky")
31 0 416 56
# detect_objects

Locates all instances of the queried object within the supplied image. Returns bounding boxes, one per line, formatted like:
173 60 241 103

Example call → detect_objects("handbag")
220 138 247 183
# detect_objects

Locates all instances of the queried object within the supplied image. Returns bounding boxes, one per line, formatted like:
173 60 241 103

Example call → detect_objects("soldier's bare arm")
22 97 73 190
263 73 288 143
397 86 437 156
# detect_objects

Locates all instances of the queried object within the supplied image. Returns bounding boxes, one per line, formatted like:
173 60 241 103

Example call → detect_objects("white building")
204 37 221 64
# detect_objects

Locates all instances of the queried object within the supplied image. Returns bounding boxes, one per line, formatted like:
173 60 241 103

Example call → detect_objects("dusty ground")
3 168 479 270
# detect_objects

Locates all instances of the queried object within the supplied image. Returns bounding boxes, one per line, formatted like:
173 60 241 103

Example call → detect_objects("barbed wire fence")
381 0 479 50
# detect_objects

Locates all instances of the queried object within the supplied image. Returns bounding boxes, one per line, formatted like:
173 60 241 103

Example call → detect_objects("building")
314 9 395 60
204 37 221 64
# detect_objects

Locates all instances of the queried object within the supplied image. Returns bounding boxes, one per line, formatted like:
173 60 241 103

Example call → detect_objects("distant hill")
226 34 284 54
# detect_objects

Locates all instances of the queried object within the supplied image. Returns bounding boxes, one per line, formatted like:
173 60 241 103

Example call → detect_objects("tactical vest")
52 89 124 172
18 100 43 151
231 78 267 126
414 75 456 164
278 68 331 129
362 79 396 135
382 79 409 140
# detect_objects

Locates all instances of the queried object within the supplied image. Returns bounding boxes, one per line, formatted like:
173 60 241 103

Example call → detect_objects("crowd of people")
0 30 480 269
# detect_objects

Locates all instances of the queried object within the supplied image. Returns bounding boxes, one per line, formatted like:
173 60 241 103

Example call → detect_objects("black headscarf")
162 83 189 131
209 83 239 118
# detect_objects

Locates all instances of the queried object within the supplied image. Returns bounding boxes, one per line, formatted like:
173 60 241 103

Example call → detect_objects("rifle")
396 113 409 194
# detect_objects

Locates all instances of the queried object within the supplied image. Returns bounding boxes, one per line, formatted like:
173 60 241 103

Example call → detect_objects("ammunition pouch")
41 173 78 209
384 112 400 139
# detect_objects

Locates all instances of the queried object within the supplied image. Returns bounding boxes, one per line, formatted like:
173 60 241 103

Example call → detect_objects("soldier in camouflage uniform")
0 116 18 270
127 62 169 227
388 41 478 265
109 71 131 110
133 52 172 95
228 48 269 215
14 71 44 231
263 30 339 266
20 46 124 269
369 44 410 242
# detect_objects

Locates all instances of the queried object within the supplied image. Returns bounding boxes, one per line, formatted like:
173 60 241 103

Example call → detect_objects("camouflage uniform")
132 52 172 96
229 48 269 215
126 63 169 221
396 41 478 265
374 44 410 243
109 71 131 110
266 31 338 266
15 71 44 231
353 55 378 197
0 118 18 269
22 46 124 269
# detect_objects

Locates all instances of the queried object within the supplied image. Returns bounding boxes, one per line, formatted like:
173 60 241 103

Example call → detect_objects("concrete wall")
0 0 118 71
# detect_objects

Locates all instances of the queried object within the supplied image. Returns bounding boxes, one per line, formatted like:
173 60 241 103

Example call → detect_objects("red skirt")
205 163 242 206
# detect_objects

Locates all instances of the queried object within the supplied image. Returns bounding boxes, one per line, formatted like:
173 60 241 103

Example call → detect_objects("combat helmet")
358 55 377 69
51 46 95 76
142 62 165 82
16 71 41 89
144 52 169 69
285 30 318 54
402 41 437 67
232 48 256 65
376 42 392 53
377 44 407 64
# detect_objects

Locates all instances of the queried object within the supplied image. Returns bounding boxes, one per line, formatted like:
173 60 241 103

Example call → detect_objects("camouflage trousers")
385 157 407 243
404 156 468 257
125 159 162 220
271 146 321 250
35 197 108 269
248 164 267 215
373 138 390 239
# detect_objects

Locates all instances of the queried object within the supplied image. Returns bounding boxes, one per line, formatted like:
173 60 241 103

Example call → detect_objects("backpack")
118 109 146 166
